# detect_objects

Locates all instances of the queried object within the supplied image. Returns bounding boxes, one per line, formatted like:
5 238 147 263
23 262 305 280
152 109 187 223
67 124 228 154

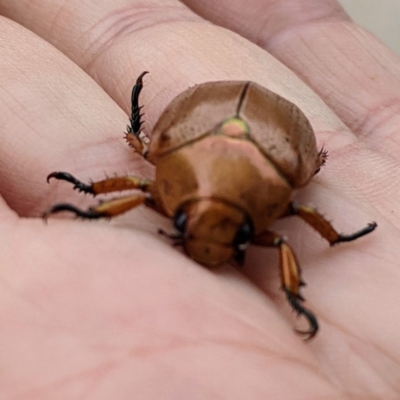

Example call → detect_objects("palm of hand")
0 1 398 399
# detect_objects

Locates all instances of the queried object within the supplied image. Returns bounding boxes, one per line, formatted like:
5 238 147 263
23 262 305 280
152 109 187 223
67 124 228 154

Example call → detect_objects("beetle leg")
252 230 318 339
314 146 328 175
46 172 168 215
286 203 377 245
47 172 153 196
43 194 149 221
125 71 150 156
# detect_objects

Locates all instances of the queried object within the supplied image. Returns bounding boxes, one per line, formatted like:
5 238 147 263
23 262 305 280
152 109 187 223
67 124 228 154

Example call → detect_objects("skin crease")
0 0 399 398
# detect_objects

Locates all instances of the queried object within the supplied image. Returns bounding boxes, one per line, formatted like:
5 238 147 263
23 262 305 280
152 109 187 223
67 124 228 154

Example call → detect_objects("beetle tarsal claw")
285 289 319 340
295 325 318 341
332 221 378 246
46 171 94 195
42 203 101 221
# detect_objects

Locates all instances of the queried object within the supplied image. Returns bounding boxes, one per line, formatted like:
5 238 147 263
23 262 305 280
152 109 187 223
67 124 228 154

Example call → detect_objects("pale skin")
0 0 398 398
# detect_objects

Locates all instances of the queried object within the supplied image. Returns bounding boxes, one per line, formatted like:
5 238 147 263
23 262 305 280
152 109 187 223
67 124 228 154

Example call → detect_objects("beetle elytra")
44 72 377 339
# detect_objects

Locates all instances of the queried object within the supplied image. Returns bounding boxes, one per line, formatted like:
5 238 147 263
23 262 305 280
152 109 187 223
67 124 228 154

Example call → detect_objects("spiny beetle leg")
125 71 150 156
47 172 154 197
252 230 318 340
47 172 94 194
43 194 147 222
287 203 377 246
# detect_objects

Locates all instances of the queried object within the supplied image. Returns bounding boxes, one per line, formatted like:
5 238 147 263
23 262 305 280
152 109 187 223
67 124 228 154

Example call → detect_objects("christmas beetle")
44 72 377 339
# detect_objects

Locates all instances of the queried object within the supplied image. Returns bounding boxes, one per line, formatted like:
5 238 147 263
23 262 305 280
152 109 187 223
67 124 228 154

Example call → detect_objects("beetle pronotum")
44 72 377 339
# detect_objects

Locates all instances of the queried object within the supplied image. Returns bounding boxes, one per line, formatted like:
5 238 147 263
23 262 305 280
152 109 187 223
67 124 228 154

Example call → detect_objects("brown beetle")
44 72 376 339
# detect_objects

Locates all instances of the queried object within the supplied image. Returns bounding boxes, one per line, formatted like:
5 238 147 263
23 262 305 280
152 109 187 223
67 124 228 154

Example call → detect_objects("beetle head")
173 199 253 267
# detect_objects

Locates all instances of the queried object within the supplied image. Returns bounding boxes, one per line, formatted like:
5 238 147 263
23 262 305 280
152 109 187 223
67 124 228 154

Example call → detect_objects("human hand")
0 1 397 399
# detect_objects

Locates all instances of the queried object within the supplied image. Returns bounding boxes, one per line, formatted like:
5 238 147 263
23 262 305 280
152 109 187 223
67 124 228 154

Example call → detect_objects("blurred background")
339 0 400 54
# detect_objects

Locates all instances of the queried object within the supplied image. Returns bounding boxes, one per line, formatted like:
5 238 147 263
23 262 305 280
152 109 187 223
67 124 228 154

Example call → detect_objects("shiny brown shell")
147 81 319 187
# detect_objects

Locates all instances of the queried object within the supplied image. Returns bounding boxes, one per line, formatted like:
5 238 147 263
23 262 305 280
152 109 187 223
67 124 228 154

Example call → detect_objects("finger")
0 0 344 131
182 0 400 156
182 0 348 48
0 18 150 217
0 0 204 115
0 195 18 221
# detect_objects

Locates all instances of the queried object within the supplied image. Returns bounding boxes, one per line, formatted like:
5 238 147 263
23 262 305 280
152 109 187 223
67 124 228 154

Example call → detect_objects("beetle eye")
233 221 253 249
173 209 188 232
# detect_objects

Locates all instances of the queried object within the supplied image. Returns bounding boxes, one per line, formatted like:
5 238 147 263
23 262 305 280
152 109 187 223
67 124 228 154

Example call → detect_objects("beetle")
44 72 377 339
